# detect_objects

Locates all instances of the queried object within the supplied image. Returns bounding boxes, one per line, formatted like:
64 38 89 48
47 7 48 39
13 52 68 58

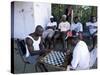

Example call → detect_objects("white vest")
25 36 41 57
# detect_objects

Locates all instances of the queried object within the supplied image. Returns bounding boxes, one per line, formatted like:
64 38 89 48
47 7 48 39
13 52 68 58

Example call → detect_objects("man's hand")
67 65 75 71
45 49 52 53
66 49 72 55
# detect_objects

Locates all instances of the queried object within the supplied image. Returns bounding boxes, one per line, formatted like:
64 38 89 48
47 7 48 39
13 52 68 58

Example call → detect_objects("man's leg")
48 30 55 49
90 35 97 52
42 30 49 49
92 35 97 49
61 32 67 51
35 62 48 72
53 31 60 49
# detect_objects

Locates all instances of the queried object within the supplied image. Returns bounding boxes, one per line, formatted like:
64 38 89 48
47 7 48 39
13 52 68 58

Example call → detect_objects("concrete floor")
14 40 37 74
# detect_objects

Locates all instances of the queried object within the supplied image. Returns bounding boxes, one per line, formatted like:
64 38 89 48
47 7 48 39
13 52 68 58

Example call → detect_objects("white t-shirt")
58 21 70 32
89 48 97 67
71 41 90 70
25 36 41 57
71 22 83 32
86 22 97 35
47 22 57 27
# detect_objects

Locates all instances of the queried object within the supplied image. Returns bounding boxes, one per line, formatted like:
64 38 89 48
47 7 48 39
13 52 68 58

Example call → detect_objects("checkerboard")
43 51 66 66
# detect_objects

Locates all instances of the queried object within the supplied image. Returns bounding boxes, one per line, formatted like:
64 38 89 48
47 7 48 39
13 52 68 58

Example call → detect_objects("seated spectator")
86 16 97 51
42 16 57 49
58 15 70 51
71 16 83 40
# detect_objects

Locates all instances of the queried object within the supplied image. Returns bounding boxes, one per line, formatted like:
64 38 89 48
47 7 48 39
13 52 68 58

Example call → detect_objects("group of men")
24 14 97 70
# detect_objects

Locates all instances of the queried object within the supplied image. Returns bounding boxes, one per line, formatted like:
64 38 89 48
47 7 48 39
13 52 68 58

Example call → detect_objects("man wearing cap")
67 31 90 70
42 16 57 49
58 15 70 51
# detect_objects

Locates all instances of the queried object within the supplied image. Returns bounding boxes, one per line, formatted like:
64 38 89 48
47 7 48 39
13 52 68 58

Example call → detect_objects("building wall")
13 2 51 39
33 2 51 28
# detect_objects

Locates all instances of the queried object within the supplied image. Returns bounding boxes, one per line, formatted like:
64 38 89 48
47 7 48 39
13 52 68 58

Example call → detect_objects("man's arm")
78 23 83 40
79 23 83 32
26 37 34 53
70 46 80 70
68 22 71 31
46 25 57 30
39 38 45 51
46 26 54 30
39 38 50 53
53 22 57 30
58 23 61 31
26 38 43 56
53 25 57 30
92 30 97 38
66 22 71 32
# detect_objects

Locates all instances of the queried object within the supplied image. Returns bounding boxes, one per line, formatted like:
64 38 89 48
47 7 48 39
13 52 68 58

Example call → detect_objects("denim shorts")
25 55 39 64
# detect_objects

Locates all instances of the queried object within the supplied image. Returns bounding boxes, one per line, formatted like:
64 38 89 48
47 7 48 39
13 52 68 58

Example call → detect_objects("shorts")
25 55 39 64
42 29 55 39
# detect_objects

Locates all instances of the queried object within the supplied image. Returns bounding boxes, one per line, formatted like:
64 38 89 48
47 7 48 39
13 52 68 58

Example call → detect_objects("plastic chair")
16 39 34 72
16 39 48 72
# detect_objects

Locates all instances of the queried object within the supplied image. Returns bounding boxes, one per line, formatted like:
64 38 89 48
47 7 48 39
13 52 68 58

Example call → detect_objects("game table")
37 49 72 71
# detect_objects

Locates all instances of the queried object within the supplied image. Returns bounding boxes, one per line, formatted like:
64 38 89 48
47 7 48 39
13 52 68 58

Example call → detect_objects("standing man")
58 15 70 51
71 16 83 40
68 31 90 70
65 5 73 23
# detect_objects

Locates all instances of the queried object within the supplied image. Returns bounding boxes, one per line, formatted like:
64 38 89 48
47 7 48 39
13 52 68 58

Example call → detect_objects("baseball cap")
50 16 54 18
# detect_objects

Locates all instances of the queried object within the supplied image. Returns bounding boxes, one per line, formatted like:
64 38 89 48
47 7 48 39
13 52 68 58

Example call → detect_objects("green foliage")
73 5 97 24
52 4 65 23
52 4 97 24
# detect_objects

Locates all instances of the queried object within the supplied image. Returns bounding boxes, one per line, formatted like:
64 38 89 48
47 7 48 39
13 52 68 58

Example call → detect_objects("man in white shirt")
59 15 70 32
68 31 90 70
42 16 57 49
71 16 83 40
86 16 97 35
58 15 70 50
86 16 97 50
89 47 97 68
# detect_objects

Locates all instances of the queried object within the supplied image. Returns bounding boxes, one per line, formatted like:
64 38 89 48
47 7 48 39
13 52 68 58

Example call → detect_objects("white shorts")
42 29 55 39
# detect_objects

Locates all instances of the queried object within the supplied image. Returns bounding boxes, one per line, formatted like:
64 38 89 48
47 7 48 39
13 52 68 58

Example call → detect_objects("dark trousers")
35 62 48 72
92 35 97 49
60 32 67 50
